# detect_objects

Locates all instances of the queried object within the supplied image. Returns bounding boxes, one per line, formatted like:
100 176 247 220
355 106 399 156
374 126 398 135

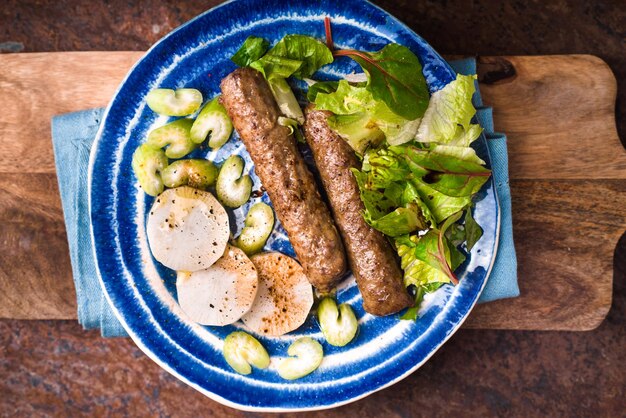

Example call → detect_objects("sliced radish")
176 245 258 326
147 186 229 272
242 252 313 336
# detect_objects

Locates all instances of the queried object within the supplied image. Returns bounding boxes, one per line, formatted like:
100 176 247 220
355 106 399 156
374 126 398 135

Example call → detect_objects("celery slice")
278 337 323 380
131 144 168 196
147 119 198 159
317 298 358 347
161 159 217 190
190 96 233 149
216 155 253 208
236 203 274 255
146 88 202 117
223 331 270 375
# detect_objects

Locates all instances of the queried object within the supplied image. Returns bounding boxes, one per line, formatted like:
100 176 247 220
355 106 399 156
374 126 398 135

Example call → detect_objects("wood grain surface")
0 52 624 330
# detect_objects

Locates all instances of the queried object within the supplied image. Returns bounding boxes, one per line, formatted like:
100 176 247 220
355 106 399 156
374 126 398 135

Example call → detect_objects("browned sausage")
220 68 347 292
303 105 412 315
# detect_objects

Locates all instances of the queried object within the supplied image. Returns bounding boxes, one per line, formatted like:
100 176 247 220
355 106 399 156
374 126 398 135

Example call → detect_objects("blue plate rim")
88 0 501 411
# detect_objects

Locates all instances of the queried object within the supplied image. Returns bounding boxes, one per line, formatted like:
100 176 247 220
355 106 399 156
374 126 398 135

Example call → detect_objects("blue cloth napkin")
450 58 519 303
52 108 127 337
51 58 518 337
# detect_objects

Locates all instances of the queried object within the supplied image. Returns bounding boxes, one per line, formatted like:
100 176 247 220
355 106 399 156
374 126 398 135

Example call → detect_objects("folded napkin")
453 58 519 303
52 108 127 337
51 58 518 337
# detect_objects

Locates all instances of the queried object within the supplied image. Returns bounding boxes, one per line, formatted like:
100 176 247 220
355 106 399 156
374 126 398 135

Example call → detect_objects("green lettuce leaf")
335 44 429 120
395 211 463 288
413 180 471 224
278 116 305 143
396 233 450 287
250 55 303 80
306 80 339 102
231 36 269 67
445 222 466 247
428 143 486 165
314 80 372 114
236 35 332 125
388 144 491 197
252 34 333 80
351 169 396 219
400 281 446 320
447 123 483 147
315 80 421 151
365 207 423 237
464 207 483 251
327 113 384 154
369 99 421 146
415 74 478 144
362 147 416 189
400 287 424 321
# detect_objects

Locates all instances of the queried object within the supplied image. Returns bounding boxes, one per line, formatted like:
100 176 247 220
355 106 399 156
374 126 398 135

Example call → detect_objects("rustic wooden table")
1 1 625 417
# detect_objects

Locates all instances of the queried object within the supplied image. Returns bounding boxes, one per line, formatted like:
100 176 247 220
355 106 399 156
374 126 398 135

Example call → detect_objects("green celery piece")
190 96 233 148
317 298 358 347
268 77 305 124
131 144 168 197
236 203 275 255
146 88 202 117
161 159 217 190
147 118 197 159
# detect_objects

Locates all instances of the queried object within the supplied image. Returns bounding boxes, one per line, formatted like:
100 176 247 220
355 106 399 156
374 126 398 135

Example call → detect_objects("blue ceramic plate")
89 0 499 411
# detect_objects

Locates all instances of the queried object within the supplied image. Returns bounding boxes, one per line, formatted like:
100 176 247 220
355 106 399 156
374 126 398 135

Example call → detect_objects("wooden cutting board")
0 52 623 331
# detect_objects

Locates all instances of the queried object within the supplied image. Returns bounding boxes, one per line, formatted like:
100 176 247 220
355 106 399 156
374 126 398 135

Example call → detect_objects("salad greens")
334 44 429 120
313 80 422 152
415 74 482 145
230 36 269 67
232 34 333 124
231 26 491 318
349 72 491 314
251 34 334 79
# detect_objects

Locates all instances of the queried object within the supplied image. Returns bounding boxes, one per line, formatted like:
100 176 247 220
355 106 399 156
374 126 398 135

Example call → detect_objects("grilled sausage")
220 68 347 292
303 105 412 315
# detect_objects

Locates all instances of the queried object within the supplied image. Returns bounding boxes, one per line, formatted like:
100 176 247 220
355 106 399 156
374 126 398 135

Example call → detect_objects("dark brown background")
1 1 624 417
